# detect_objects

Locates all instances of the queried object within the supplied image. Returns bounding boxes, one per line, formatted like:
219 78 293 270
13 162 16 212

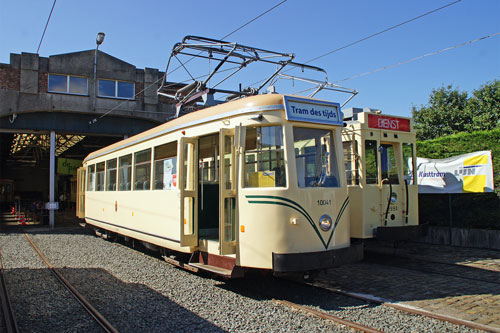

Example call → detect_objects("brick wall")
135 82 144 101
0 66 20 91
39 72 48 93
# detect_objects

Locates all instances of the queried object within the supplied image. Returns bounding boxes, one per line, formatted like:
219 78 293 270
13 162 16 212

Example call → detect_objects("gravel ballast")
0 227 482 332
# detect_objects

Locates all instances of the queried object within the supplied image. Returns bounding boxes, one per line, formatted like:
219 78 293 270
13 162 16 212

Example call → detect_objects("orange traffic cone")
19 215 26 225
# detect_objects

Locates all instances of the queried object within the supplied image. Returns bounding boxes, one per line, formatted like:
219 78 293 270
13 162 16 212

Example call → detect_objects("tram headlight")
319 215 332 232
390 192 398 203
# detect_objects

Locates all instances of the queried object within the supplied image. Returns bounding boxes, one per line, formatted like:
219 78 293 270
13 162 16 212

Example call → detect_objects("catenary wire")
246 0 463 88
90 66 240 123
220 0 287 40
165 0 288 78
333 31 500 83
91 0 288 124
305 0 463 64
36 0 57 54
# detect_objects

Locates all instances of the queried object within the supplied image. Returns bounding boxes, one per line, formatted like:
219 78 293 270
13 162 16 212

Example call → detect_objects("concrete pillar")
20 53 39 94
49 131 55 228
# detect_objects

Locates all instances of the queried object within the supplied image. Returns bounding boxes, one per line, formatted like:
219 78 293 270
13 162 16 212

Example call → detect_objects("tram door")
76 167 86 218
378 142 405 225
366 138 412 226
219 128 236 255
179 137 199 247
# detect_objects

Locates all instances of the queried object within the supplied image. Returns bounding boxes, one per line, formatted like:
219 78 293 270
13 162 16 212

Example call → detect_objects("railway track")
271 298 382 333
23 233 119 333
105 232 497 332
0 251 19 333
238 274 488 333
304 280 498 333
365 252 500 285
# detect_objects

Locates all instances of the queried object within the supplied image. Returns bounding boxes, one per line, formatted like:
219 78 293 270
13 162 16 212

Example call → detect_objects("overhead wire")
305 0 463 64
91 0 288 124
165 0 287 77
333 31 500 84
245 0 463 89
90 66 242 124
36 0 57 54
220 0 287 40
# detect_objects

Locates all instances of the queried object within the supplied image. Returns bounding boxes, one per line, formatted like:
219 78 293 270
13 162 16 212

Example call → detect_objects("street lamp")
93 32 105 113
96 32 105 46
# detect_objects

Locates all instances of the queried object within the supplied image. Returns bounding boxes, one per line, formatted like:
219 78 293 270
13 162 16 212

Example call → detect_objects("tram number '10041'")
317 199 332 206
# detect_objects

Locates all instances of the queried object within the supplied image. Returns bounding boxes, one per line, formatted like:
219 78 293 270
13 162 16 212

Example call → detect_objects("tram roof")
84 93 293 162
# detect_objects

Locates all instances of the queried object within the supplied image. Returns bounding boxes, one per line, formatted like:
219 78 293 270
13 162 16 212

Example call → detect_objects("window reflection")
294 127 339 188
244 126 286 188
98 79 115 97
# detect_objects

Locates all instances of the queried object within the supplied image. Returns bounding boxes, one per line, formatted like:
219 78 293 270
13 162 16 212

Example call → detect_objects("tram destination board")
283 96 343 126
367 113 411 132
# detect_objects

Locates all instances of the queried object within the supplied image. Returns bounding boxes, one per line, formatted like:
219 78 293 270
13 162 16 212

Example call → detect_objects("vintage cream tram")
342 107 423 240
77 36 363 277
77 94 364 277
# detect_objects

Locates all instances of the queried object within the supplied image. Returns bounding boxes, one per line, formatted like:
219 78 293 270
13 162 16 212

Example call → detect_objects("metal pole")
448 193 453 245
93 45 99 111
49 130 55 228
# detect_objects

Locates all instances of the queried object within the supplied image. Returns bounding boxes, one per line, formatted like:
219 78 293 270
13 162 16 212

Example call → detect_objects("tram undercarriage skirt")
272 243 364 272
375 224 428 241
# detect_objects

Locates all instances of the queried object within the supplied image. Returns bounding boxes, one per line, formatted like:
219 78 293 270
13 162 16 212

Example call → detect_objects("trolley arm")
158 35 359 117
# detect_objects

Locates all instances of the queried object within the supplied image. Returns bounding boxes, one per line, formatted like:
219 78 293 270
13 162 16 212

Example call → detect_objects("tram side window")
153 142 177 190
365 140 378 184
118 155 132 191
106 159 117 191
294 127 339 188
96 162 105 191
343 141 359 185
244 126 286 188
87 164 96 191
134 149 152 190
402 143 415 185
198 134 218 184
380 143 399 184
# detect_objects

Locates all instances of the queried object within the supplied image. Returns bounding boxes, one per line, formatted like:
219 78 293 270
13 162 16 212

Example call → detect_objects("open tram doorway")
364 139 415 227
179 129 237 256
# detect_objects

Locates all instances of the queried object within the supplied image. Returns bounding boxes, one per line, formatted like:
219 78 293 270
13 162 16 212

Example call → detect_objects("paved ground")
313 241 500 330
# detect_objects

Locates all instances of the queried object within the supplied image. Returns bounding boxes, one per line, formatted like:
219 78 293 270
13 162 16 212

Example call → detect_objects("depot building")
0 49 183 226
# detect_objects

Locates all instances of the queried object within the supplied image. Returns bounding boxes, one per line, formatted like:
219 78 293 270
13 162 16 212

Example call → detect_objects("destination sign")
367 113 410 132
283 96 343 126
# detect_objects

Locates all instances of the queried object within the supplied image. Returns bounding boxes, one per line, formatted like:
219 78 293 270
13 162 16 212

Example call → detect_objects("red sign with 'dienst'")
367 114 410 132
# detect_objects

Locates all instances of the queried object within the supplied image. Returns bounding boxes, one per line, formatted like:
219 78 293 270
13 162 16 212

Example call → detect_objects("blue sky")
1 0 499 117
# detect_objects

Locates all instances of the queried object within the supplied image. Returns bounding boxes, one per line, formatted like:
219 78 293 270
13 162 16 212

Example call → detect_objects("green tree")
467 80 500 131
412 85 470 140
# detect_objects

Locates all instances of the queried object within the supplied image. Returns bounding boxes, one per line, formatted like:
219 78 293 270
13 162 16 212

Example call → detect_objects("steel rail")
304 280 500 333
0 254 19 333
23 233 119 333
365 254 500 285
272 299 382 333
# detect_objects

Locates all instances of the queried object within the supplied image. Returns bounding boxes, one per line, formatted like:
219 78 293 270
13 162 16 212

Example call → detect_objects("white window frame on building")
98 79 135 99
48 74 88 95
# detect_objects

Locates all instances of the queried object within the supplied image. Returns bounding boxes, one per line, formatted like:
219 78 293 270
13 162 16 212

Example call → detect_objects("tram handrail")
381 178 392 226
404 178 409 224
